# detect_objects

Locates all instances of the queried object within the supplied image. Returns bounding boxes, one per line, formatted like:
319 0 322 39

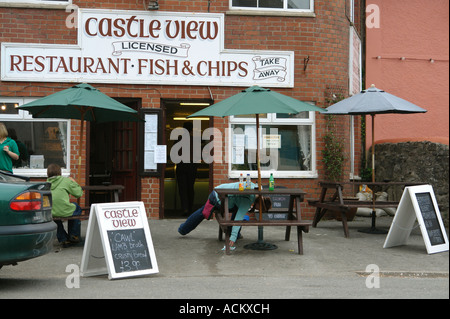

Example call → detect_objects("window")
230 0 314 12
229 108 317 179
0 0 71 9
0 98 70 177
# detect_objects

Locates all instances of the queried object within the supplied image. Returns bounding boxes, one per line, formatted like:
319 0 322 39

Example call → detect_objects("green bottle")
269 173 275 191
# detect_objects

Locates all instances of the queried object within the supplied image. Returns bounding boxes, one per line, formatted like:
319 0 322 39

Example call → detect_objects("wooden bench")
216 214 311 255
52 206 90 222
53 207 90 221
214 188 312 255
308 199 399 238
308 181 426 237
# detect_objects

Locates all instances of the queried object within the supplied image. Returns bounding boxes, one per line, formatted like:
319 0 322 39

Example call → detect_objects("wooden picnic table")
308 181 426 237
214 188 312 255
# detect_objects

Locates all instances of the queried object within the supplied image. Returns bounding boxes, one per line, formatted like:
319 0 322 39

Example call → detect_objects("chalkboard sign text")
108 229 153 273
415 192 445 246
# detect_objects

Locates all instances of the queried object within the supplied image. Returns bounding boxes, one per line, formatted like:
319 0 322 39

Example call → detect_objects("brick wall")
0 0 363 219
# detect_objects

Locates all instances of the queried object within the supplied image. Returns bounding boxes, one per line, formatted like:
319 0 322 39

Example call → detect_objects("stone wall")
371 141 449 226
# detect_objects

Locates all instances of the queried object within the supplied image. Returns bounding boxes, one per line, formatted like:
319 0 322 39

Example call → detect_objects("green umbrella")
189 86 324 250
188 85 324 213
18 83 141 123
18 83 142 182
190 85 324 117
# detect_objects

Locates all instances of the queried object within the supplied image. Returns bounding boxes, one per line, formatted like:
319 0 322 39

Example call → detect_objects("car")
0 170 56 269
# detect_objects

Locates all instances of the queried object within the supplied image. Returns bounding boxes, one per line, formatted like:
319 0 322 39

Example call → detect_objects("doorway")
88 99 140 204
162 99 213 218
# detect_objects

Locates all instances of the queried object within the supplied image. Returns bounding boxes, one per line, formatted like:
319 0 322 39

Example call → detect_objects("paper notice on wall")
232 146 245 164
263 134 281 148
145 114 158 133
245 125 257 149
154 145 167 163
144 151 156 170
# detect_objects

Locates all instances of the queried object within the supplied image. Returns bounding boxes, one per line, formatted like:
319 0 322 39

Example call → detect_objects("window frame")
0 97 71 178
0 0 71 9
228 110 318 179
229 0 314 14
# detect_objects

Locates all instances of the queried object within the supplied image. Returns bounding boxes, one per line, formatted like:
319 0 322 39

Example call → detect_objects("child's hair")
47 163 62 178
252 195 272 212
0 123 8 139
261 196 272 211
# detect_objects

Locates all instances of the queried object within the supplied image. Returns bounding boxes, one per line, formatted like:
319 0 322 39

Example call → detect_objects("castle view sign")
1 9 294 87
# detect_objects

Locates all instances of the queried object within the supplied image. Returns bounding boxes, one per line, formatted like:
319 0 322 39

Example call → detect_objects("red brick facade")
0 0 363 219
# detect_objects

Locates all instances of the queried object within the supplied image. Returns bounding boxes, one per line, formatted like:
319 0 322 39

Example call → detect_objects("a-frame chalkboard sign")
81 202 159 279
384 185 449 254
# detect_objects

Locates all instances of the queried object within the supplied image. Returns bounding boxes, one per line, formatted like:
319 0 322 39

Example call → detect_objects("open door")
111 120 139 201
162 99 213 218
88 99 140 203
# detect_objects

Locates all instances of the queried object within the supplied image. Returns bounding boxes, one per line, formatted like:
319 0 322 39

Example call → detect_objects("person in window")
47 163 83 247
0 123 20 173
178 182 272 251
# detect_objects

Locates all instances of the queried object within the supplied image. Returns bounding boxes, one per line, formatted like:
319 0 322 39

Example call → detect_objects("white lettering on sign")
1 9 294 87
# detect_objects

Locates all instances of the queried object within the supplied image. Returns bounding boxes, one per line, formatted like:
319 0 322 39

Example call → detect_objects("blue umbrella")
326 85 427 234
326 85 427 182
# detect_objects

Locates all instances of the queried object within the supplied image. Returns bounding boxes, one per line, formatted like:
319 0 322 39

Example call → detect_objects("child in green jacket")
47 163 83 247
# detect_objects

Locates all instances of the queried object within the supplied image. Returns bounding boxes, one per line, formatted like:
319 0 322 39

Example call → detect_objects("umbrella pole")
371 114 375 183
77 109 86 185
244 114 277 251
256 114 262 219
359 114 387 234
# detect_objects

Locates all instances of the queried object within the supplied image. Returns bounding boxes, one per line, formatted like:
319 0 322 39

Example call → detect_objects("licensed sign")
81 201 158 280
1 9 294 87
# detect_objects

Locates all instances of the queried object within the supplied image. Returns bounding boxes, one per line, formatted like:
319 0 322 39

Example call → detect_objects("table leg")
224 229 231 255
340 210 350 238
313 187 328 227
285 226 291 241
218 226 223 241
297 226 303 255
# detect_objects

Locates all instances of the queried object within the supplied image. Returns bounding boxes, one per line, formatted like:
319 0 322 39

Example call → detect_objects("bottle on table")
269 173 275 191
245 174 252 190
239 173 244 191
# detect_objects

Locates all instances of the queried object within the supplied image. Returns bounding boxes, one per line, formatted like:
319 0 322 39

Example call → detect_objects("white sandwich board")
384 185 449 254
81 201 159 279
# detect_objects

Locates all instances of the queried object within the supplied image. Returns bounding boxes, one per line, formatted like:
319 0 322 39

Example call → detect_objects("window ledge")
226 10 316 18
0 2 69 9
13 168 71 178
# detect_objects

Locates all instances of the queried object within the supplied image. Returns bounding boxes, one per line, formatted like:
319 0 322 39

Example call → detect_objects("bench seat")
216 213 312 255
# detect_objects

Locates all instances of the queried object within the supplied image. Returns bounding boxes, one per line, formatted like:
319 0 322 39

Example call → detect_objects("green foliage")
322 92 346 181
322 117 346 181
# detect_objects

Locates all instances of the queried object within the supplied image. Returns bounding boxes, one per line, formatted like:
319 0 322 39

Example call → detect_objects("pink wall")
366 0 449 148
